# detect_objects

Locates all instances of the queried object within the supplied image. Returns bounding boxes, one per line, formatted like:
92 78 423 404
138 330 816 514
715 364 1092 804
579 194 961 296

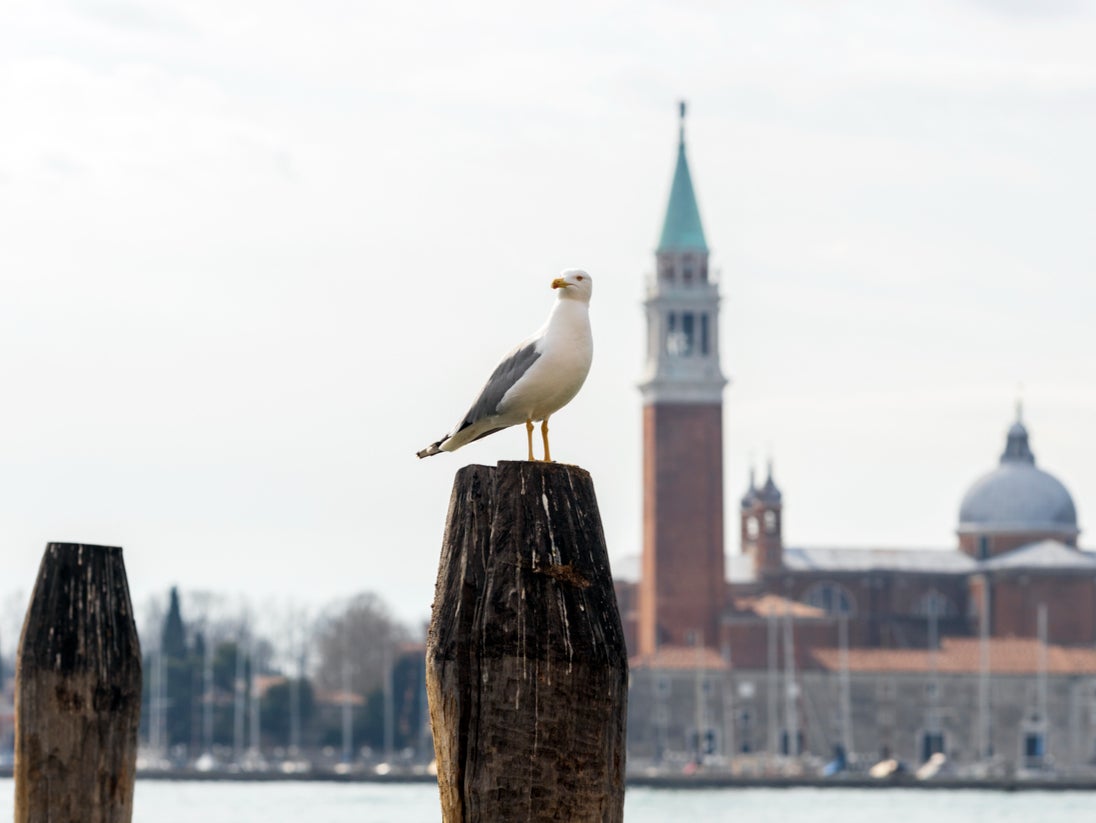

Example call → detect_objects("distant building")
618 104 1096 775
627 636 1096 775
637 100 728 657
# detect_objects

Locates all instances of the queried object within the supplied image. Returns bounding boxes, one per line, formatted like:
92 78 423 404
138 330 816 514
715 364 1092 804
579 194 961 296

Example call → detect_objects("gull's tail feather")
416 437 446 459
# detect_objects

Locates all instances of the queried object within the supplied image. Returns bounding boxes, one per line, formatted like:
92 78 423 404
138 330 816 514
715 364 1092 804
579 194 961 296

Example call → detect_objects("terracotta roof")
728 593 827 619
810 637 1096 675
313 688 366 707
630 645 729 672
254 674 287 698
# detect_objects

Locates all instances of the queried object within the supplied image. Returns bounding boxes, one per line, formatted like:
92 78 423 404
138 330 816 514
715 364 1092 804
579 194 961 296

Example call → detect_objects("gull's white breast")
498 299 592 422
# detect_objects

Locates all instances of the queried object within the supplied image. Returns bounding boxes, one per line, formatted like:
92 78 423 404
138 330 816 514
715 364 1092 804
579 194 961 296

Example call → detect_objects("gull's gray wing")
453 341 541 434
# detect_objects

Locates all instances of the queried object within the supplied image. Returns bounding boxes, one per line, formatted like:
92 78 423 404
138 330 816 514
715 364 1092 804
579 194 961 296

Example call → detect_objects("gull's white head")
551 269 593 304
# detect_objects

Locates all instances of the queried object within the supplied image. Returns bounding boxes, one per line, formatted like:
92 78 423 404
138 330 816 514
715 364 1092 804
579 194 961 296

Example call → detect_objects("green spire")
657 101 708 254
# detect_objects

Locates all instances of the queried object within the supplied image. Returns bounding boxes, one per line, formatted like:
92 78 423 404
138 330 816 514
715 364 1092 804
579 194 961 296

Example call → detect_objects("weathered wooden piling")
15 543 142 823
426 461 628 823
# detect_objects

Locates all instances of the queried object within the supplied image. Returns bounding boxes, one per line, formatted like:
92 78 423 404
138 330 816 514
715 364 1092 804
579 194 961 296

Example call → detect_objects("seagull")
417 269 593 462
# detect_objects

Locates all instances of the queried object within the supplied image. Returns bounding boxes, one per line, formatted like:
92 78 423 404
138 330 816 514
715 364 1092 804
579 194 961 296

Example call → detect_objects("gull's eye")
576 275 584 281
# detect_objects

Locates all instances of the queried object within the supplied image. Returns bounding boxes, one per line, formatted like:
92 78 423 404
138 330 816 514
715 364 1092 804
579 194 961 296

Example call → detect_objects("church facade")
617 105 1096 774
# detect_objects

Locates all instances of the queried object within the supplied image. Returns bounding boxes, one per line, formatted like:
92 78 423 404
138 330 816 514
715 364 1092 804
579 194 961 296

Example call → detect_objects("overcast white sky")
2 1 1095 639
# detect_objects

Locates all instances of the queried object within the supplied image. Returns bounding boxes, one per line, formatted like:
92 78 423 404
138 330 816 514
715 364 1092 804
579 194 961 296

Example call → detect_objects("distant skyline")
2 1 1095 637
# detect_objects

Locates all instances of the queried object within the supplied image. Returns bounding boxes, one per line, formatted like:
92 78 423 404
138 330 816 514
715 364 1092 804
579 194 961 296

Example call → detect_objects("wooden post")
426 462 628 823
15 543 142 823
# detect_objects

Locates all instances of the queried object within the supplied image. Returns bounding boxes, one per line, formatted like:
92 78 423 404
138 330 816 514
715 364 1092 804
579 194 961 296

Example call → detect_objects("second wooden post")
426 461 628 823
15 542 142 823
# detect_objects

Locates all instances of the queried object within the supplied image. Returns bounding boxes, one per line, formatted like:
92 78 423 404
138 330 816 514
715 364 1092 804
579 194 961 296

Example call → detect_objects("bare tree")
312 593 410 697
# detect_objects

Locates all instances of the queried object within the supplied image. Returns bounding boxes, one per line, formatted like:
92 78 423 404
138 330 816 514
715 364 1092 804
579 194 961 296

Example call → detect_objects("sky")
2 1 1095 642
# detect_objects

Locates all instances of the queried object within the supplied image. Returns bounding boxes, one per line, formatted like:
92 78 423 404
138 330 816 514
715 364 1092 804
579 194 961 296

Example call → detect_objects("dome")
758 474 782 505
741 462 782 508
958 414 1079 537
740 474 758 509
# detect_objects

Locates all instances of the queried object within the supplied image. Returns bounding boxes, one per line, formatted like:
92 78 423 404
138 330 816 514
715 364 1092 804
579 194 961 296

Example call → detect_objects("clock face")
666 330 689 356
665 311 698 356
764 510 777 534
746 516 759 539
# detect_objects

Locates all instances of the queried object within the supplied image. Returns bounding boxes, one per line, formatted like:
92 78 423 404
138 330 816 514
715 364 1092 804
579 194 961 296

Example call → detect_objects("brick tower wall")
639 402 725 654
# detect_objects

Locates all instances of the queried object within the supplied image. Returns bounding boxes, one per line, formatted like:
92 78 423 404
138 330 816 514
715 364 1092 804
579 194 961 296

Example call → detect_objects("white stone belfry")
639 101 727 406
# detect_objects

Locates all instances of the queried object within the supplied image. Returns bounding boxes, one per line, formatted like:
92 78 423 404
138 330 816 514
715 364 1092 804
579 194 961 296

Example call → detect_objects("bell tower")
741 463 784 577
637 102 728 655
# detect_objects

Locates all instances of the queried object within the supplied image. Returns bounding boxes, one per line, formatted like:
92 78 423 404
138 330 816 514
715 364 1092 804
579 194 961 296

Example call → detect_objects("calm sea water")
1 780 1094 822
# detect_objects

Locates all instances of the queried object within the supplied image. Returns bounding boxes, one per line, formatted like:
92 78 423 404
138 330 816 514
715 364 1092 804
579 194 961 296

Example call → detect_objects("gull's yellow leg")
541 418 552 463
526 418 535 462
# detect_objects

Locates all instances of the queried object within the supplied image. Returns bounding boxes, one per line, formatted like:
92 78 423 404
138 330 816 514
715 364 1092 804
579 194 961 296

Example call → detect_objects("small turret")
1001 402 1035 465
742 461 784 576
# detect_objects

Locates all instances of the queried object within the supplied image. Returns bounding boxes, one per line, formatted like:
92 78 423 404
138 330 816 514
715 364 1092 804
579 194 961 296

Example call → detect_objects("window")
780 730 805 756
689 727 719 756
746 516 759 539
681 312 695 355
921 731 945 762
1024 732 1045 759
803 582 856 616
666 312 684 356
682 254 694 284
700 314 710 355
978 535 990 560
1021 716 1047 768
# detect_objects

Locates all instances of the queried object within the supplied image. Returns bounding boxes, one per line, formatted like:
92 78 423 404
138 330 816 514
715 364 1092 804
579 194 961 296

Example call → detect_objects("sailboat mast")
1037 603 1048 731
233 636 245 762
838 614 853 760
203 635 213 755
249 637 261 755
383 641 395 762
341 633 353 763
767 611 778 764
783 604 799 757
721 641 735 764
976 577 991 760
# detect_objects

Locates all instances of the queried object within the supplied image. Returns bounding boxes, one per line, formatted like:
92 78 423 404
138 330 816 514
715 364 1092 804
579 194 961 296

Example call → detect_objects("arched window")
680 312 695 354
745 516 759 539
803 582 856 616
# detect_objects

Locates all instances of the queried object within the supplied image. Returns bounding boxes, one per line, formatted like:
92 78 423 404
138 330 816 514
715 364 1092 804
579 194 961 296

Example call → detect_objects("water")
1 779 1094 822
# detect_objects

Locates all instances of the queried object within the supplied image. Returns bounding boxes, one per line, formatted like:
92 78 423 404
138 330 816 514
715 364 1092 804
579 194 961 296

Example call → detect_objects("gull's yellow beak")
551 277 568 289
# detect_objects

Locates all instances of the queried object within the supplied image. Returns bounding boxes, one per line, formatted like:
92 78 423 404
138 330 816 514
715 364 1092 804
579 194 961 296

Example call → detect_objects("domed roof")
958 412 1079 537
757 463 782 505
740 467 759 509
